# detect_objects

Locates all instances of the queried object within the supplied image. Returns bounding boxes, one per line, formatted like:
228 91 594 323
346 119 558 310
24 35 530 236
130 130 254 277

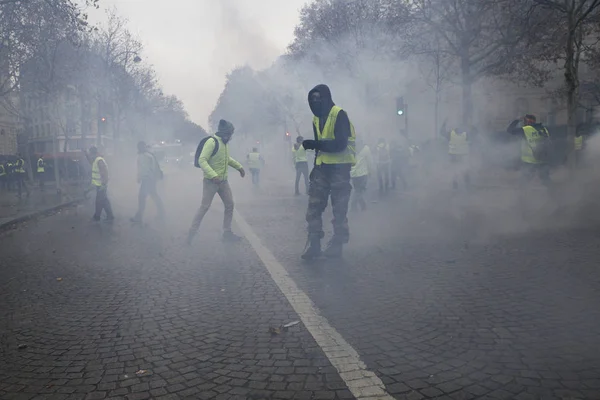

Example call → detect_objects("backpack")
194 136 219 168
529 127 552 162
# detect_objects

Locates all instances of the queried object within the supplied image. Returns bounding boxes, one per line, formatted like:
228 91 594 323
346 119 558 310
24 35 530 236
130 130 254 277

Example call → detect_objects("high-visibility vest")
449 130 469 155
575 135 583 151
521 125 549 164
91 156 106 186
247 152 262 169
0 164 5 176
313 106 356 166
15 159 26 173
37 158 45 173
351 145 372 178
292 145 307 163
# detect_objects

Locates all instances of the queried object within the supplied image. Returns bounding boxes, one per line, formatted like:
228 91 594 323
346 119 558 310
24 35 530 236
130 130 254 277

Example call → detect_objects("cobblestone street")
1 169 600 400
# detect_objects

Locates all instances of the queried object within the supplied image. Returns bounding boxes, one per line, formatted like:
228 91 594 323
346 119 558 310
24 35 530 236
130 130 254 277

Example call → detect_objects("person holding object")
301 84 356 260
187 119 245 244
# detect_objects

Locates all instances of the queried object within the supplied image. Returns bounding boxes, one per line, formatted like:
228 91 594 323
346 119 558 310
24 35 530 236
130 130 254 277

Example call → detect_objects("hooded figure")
507 114 552 187
187 119 246 244
301 84 355 260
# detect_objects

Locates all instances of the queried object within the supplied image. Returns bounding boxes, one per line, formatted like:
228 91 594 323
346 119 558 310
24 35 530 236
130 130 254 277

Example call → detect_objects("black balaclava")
216 119 235 144
308 84 334 118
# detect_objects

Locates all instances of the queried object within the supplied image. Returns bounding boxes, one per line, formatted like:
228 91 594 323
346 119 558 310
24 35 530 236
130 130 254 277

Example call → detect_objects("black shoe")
222 231 243 242
323 240 343 258
301 237 321 260
92 215 100 222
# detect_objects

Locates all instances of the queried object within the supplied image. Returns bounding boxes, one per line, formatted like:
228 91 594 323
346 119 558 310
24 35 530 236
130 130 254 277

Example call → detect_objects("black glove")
302 140 318 150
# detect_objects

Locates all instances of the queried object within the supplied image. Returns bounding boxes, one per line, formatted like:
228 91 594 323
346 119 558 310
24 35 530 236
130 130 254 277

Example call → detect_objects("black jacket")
308 84 351 153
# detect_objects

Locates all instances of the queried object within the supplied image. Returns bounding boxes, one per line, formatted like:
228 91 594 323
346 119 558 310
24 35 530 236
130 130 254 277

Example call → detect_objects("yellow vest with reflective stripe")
292 145 307 163
91 156 106 186
247 152 261 169
16 158 26 173
0 164 5 176
575 135 583 151
449 130 469 155
37 158 45 173
521 126 548 164
313 106 356 166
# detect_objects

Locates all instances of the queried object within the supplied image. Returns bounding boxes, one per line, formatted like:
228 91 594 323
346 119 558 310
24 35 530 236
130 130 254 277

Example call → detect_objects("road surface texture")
2 166 600 400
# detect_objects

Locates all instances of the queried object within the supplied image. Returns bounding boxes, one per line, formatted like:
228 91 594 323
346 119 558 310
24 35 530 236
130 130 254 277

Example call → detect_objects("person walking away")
375 138 390 195
440 121 472 190
350 140 372 212
88 146 114 222
507 114 552 186
15 154 30 199
131 141 165 224
389 140 407 191
187 119 246 244
37 155 45 191
246 147 264 186
301 84 356 259
0 162 6 192
292 136 310 195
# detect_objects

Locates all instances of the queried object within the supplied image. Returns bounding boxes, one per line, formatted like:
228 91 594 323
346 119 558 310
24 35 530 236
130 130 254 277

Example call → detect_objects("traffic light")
396 97 405 116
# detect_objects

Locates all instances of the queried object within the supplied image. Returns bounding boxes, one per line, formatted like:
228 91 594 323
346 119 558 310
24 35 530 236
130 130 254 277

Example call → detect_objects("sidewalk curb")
0 196 87 231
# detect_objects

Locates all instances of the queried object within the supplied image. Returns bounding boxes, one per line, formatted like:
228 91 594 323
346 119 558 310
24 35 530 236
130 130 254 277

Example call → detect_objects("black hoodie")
507 120 548 137
308 84 351 153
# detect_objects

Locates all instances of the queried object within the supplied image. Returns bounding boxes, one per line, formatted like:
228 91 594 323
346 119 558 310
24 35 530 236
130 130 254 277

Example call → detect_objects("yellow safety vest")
16 159 26 173
37 158 45 173
247 152 261 169
521 125 549 164
313 106 356 166
91 156 106 186
351 145 371 178
292 145 307 163
574 135 583 151
0 164 5 176
449 130 469 155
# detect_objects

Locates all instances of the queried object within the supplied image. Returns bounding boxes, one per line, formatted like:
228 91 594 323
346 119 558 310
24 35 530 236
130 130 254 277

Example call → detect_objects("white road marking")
234 210 394 400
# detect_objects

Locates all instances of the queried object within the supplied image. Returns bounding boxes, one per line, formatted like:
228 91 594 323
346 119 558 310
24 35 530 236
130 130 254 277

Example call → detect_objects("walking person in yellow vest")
350 139 372 212
87 146 114 222
507 114 552 186
187 119 246 244
292 136 310 195
574 123 586 167
246 147 264 186
37 155 45 191
441 121 472 190
301 84 355 260
15 154 30 199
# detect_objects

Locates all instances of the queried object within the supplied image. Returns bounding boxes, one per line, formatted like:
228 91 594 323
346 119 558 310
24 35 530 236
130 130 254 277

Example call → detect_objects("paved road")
2 166 600 400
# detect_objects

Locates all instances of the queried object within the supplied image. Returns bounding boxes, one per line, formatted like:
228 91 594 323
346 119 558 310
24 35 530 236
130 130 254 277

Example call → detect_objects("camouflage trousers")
306 164 352 243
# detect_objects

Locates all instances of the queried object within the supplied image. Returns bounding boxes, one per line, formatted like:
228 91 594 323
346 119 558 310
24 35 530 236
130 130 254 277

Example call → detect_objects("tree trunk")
434 91 440 139
461 56 473 127
564 20 580 168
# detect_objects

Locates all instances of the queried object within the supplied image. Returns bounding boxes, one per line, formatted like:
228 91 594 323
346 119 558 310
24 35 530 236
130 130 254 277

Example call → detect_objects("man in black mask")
301 84 356 260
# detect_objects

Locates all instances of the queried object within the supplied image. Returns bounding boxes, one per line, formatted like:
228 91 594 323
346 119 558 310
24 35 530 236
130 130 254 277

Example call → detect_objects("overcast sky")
89 0 308 128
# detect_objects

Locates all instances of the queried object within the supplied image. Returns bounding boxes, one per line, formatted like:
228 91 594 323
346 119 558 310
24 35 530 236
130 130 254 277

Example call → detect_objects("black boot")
323 239 343 258
301 237 321 260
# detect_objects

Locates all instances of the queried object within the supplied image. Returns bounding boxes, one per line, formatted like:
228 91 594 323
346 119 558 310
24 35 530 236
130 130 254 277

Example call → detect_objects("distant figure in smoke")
375 138 390 195
246 147 264 186
292 135 310 195
131 141 165 225
187 119 246 245
301 84 356 260
507 114 551 187
350 139 372 212
440 120 473 190
389 140 407 191
87 146 114 222
15 153 30 199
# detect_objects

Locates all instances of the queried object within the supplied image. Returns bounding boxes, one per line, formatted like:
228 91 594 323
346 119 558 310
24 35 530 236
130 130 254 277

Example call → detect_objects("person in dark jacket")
131 141 165 225
301 84 355 260
507 114 551 186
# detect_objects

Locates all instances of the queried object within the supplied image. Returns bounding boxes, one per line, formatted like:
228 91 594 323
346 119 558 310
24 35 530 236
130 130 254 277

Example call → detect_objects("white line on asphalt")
234 210 395 400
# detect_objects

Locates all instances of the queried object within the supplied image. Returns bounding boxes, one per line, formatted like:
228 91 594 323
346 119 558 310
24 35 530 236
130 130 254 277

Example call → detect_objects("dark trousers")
351 175 368 211
520 162 551 187
17 174 29 198
134 178 165 222
390 163 407 190
250 168 260 185
306 164 352 243
377 163 390 192
94 186 114 220
295 161 309 194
